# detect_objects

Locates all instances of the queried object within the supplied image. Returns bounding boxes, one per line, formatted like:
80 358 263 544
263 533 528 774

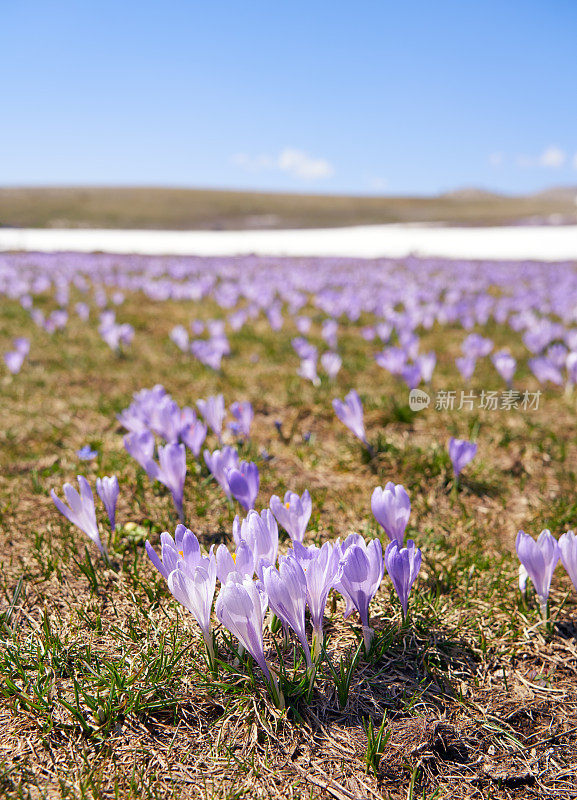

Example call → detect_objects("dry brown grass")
1 271 577 799
1 185 576 230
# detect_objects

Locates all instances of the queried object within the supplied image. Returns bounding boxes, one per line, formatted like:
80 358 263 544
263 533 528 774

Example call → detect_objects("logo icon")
409 389 431 411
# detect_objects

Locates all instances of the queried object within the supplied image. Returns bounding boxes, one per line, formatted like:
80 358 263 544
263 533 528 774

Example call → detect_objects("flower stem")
312 627 324 662
203 630 217 675
362 625 374 655
266 667 285 710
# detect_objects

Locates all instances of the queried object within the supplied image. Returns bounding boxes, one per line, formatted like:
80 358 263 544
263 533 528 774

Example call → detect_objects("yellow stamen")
285 502 290 509
232 553 237 562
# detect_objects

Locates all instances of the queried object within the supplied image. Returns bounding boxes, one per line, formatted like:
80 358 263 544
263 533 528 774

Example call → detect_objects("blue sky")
2 0 576 194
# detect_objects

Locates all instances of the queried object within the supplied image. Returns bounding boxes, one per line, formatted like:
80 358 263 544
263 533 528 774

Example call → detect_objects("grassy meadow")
1 258 577 800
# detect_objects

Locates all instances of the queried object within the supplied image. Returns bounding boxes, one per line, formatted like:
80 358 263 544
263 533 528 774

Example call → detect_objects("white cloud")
572 152 577 170
489 152 504 167
277 148 334 179
516 145 567 169
539 145 566 168
231 148 334 181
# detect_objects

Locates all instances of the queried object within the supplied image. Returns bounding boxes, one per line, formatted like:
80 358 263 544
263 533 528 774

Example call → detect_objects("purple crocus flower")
336 538 384 650
150 396 184 442
290 541 340 657
145 524 207 581
100 309 116 329
118 323 134 348
269 489 312 543
124 431 157 480
155 443 187 521
197 394 226 440
297 356 320 386
216 574 271 680
13 337 30 356
384 539 422 618
228 309 247 331
204 446 239 499
371 483 411 544
492 350 516 385
528 357 563 386
461 333 493 359
96 475 119 531
267 305 283 331
516 529 560 615
448 438 477 478
455 356 476 382
295 316 311 334
399 330 420 359
190 339 225 371
559 530 577 592
146 525 216 662
229 401 254 439
4 351 25 374
77 445 98 460
292 337 316 360
321 351 342 380
321 318 338 349
49 309 68 331
262 557 312 668
332 390 368 446
415 352 436 384
401 363 422 390
51 476 108 560
333 533 364 617
170 325 189 352
31 309 45 328
546 343 568 370
117 404 151 435
215 540 255 584
75 302 90 321
566 353 577 386
100 319 134 352
524 320 558 350
180 417 208 458
168 552 217 664
375 347 407 376
226 461 260 510
233 509 279 570
376 322 392 342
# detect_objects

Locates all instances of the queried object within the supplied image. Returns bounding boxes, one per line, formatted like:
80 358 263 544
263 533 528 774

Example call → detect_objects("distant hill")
439 187 506 200
531 186 577 203
0 185 576 230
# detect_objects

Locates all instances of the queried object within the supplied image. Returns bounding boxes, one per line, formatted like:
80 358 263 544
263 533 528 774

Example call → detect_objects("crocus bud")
371 483 411 544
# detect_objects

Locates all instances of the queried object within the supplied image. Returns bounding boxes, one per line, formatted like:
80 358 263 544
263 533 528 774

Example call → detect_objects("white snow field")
0 224 576 261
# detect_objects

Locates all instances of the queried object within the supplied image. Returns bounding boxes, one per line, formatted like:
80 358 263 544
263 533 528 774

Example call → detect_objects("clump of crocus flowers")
51 464 424 708
118 387 257 520
516 528 577 621
143 483 422 706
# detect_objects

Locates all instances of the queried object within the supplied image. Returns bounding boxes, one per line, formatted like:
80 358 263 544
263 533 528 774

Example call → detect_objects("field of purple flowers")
1 251 577 799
